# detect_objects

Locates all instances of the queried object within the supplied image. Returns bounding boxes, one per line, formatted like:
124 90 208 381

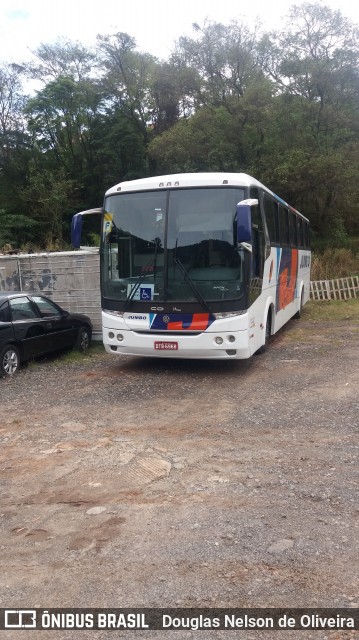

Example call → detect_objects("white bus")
72 173 311 359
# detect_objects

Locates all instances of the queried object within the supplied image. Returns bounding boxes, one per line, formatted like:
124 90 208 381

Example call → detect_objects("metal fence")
310 276 359 301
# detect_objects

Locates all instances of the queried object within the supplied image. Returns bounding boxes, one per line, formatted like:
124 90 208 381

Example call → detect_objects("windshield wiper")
174 257 212 314
124 255 155 308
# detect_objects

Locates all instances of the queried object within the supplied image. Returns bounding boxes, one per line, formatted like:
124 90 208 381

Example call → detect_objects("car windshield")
101 187 246 303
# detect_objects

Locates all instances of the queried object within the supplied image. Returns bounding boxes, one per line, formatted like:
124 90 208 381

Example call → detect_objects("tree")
149 106 242 173
22 167 76 249
171 20 265 110
0 63 32 223
25 38 96 83
0 209 38 251
25 75 107 205
96 32 157 143
256 3 359 239
149 61 200 134
258 3 359 100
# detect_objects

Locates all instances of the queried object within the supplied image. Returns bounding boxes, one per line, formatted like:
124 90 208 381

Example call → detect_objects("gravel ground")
0 303 358 639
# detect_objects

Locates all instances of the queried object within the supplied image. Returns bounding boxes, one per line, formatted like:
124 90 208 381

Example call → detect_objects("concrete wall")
0 251 101 335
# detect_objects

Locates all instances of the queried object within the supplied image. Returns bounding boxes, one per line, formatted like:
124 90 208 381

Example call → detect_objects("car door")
30 295 77 351
9 295 51 359
0 300 14 345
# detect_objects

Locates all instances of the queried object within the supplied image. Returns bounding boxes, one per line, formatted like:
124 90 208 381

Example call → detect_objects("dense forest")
0 2 358 252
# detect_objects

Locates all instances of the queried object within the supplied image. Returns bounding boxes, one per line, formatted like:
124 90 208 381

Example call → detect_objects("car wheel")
76 325 91 353
0 345 20 377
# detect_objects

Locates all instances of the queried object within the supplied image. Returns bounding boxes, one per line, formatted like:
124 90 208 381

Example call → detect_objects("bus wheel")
257 312 271 355
294 289 304 319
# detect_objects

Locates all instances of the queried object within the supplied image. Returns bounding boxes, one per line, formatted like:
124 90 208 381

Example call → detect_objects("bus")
72 173 311 359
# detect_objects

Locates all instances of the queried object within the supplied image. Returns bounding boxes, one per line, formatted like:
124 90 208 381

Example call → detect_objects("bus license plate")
154 341 178 351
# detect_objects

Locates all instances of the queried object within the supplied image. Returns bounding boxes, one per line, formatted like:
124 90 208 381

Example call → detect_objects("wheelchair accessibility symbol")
140 287 152 300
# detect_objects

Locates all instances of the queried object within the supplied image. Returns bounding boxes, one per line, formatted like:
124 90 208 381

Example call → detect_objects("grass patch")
58 342 105 364
311 248 359 280
24 342 105 372
303 298 359 323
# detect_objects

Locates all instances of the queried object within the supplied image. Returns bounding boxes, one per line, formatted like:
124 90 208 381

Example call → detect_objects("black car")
0 292 92 377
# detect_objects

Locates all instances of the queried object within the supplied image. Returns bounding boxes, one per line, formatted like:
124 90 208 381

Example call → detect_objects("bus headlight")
108 331 115 339
215 336 223 345
117 333 124 342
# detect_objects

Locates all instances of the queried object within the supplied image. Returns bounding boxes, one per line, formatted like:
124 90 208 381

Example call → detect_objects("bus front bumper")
102 328 251 360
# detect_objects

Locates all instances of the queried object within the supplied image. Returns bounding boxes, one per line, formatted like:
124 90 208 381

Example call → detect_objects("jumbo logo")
128 315 147 320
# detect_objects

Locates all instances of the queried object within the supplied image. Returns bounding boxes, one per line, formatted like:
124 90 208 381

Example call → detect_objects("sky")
0 0 358 66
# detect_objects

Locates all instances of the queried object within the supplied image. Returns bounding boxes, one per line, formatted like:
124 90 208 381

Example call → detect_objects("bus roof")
106 172 264 194
105 172 308 221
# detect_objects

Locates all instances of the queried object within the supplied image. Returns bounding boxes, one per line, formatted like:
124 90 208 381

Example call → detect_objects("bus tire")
294 288 304 319
257 310 272 355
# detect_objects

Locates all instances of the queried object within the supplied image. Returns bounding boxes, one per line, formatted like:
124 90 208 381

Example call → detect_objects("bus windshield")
101 187 246 304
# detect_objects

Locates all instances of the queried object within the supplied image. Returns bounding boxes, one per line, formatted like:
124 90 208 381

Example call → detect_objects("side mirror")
71 213 82 248
71 208 103 249
236 199 258 252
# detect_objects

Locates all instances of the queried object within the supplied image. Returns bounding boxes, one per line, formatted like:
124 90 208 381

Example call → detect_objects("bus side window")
251 205 265 279
304 222 310 248
263 194 278 244
289 212 298 247
279 206 289 245
297 217 304 248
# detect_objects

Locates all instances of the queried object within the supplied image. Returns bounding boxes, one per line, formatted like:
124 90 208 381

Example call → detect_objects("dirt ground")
0 302 358 639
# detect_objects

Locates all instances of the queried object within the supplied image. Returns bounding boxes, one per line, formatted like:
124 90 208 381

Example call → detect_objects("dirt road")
0 303 358 639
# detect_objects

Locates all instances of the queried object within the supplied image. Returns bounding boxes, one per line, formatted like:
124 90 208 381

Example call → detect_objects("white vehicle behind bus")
72 173 311 360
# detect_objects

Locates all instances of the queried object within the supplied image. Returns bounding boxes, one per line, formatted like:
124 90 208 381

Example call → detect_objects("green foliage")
0 209 39 250
22 168 76 248
0 2 358 252
149 106 241 173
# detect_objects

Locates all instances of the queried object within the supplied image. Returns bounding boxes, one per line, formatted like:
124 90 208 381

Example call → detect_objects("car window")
31 296 62 318
0 301 11 323
9 297 39 321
